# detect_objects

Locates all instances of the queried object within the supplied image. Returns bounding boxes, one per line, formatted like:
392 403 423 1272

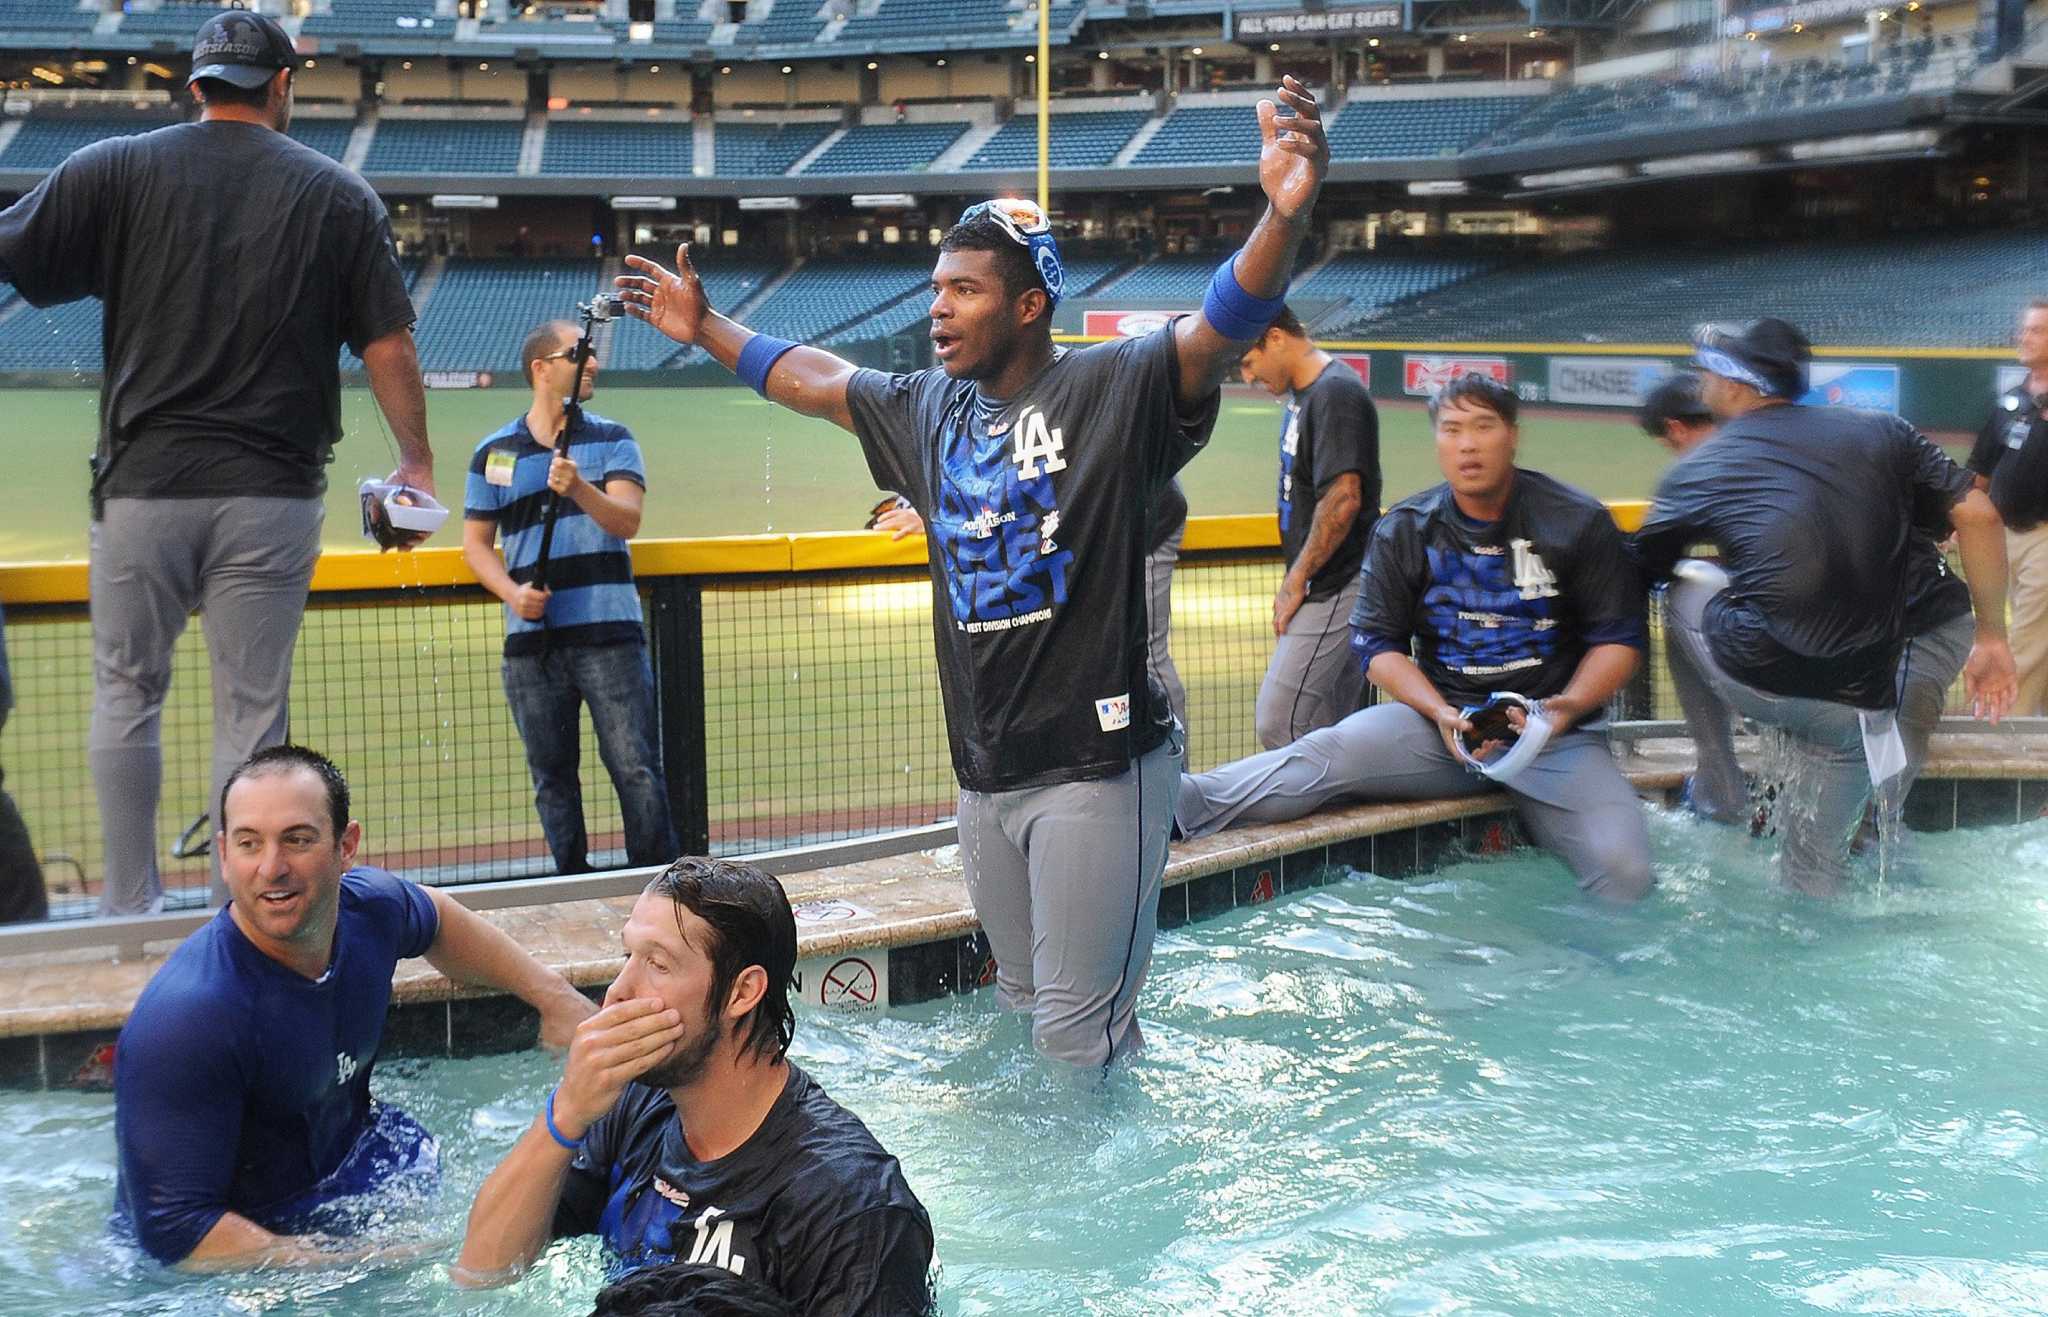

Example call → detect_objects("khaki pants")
2009 522 2048 716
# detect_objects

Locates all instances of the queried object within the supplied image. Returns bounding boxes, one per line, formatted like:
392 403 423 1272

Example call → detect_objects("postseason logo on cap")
188 11 298 89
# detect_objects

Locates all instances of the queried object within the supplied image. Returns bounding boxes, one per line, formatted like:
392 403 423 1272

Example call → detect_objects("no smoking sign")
793 953 890 1019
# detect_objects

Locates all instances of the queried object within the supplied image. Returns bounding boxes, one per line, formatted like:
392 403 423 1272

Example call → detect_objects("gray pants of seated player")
1676 599 1974 834
957 733 1182 1070
89 496 324 914
1177 701 1653 901
1145 521 1188 731
1665 563 1897 897
1255 573 1365 750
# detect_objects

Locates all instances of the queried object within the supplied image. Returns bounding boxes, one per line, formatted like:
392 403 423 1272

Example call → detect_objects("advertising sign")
1236 5 1402 38
1403 354 1510 396
1801 362 1900 412
1546 357 1674 408
1333 353 1371 386
1083 309 1176 338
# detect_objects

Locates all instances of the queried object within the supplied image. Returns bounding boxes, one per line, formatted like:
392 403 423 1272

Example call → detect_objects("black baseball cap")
188 10 298 90
1637 372 1713 437
1693 317 1812 401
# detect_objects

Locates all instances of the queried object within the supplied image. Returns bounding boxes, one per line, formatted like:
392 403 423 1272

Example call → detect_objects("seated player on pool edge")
1175 372 1654 902
112 744 596 1269
455 856 938 1316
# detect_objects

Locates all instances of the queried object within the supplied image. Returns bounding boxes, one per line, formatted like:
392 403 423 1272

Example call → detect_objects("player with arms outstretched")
618 77 1328 1071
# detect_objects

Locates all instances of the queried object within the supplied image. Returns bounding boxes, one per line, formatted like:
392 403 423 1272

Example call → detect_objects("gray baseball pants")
89 496 323 914
1255 573 1365 749
1177 700 1653 901
1145 520 1188 731
1664 561 1941 897
957 731 1182 1072
1674 592 1973 849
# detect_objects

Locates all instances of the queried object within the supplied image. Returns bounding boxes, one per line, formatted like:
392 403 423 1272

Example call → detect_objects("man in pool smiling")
112 745 594 1270
456 857 938 1315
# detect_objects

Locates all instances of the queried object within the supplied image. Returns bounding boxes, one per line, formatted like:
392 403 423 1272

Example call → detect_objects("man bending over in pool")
113 744 595 1269
455 857 938 1316
1176 372 1655 901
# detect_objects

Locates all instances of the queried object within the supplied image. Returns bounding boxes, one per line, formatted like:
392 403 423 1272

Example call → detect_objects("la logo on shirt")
932 402 1075 632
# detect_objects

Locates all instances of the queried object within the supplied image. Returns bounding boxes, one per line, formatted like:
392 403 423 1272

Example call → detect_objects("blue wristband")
544 1086 585 1152
735 333 798 397
1202 257 1288 342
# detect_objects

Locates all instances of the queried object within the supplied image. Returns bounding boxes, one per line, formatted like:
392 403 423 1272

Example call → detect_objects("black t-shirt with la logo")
1352 470 1647 708
553 1065 937 1316
847 328 1219 793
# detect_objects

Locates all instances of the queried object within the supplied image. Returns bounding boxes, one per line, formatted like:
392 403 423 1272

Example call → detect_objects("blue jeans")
503 642 678 875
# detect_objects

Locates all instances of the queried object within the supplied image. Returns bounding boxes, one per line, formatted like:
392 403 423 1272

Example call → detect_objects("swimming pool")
6 810 2048 1315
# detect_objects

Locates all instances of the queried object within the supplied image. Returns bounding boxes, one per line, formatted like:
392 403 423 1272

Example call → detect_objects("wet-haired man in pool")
1175 373 1655 901
612 76 1330 1071
456 858 937 1316
112 745 595 1269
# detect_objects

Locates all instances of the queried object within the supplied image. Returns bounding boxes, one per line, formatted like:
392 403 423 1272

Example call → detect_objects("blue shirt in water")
113 867 439 1264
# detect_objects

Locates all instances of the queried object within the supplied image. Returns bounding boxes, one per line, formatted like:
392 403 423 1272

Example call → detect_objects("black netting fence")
0 541 1970 920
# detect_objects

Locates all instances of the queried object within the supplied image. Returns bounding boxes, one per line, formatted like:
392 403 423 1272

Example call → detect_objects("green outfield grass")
0 385 1673 562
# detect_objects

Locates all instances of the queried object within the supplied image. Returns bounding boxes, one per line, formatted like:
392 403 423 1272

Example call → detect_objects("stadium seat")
1326 97 1534 159
287 119 357 162
361 118 525 174
410 260 616 372
801 121 968 175
964 110 1150 170
1131 105 1261 166
836 0 1011 42
0 0 95 38
541 119 694 176
300 0 450 39
743 256 934 343
0 116 180 171
0 288 104 371
714 121 835 176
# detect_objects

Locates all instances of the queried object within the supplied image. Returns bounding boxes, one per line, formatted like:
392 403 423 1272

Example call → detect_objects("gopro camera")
581 295 628 322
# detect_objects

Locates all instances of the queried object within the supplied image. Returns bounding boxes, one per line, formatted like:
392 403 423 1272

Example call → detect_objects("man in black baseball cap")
1634 316 2015 895
187 10 299 93
0 4 433 916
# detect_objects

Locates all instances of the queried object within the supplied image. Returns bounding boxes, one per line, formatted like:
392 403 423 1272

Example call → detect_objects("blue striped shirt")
465 411 647 657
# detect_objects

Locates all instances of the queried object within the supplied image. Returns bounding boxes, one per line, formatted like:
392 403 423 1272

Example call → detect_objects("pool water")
6 810 2048 1315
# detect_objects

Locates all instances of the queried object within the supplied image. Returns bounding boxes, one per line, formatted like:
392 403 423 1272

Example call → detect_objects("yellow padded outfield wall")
0 505 1653 607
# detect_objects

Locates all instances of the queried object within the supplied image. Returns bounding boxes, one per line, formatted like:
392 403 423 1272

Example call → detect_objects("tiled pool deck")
2 734 2043 1089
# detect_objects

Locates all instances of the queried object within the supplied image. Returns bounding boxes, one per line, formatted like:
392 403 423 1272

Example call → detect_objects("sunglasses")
960 198 1052 247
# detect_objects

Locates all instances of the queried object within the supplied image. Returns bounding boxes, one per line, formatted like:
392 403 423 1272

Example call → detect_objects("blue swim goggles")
960 197 1066 307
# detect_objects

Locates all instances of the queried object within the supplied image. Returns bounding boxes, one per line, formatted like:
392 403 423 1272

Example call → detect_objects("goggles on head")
960 198 1066 307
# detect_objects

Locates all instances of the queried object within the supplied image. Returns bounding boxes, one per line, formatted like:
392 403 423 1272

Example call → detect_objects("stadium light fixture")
479 61 491 70
1191 46 1203 55
1025 53 1035 62
30 66 62 84
1787 128 1937 159
305 58 317 68
1408 180 1468 196
1269 42 1280 51
853 193 918 208
1517 164 1628 188
610 196 678 210
738 195 802 210
649 64 660 72
1456 32 1468 41
126 56 136 65
1792 22 1804 31
866 60 878 69
781 64 794 73
1367 37 1380 47
430 194 499 209
1097 49 1109 58
402 60 413 69
1639 149 1762 176
935 57 947 66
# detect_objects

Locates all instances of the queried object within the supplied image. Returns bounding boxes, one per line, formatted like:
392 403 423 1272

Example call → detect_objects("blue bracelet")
543 1086 584 1152
1201 257 1288 342
735 333 798 397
